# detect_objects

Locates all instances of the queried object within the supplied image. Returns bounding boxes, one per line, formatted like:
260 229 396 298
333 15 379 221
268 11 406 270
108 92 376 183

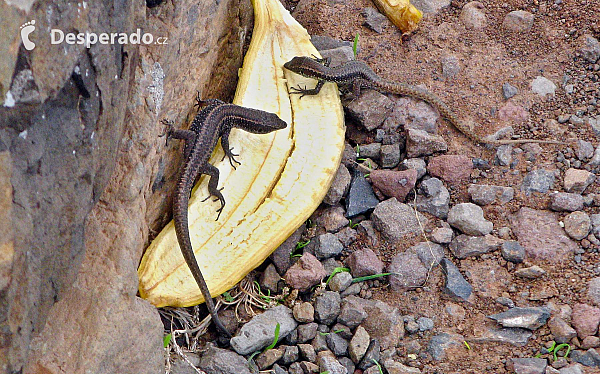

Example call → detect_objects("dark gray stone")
441 259 472 302
357 339 380 370
416 177 450 219
311 233 344 260
570 349 600 368
472 327 532 346
297 322 318 343
501 240 525 263
281 345 299 365
362 7 388 33
449 234 503 259
315 291 342 325
324 164 352 206
326 332 349 356
337 295 368 328
521 169 555 195
270 225 304 274
346 169 380 218
502 83 518 99
199 346 252 374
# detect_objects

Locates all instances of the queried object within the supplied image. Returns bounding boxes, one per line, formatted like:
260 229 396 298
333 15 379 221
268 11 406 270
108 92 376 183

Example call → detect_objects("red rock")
284 253 327 291
427 155 472 184
345 248 384 278
510 208 577 263
572 303 600 339
369 169 417 202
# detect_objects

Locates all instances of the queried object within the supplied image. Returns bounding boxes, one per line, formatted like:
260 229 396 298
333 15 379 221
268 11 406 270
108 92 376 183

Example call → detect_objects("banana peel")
372 0 422 33
137 0 345 307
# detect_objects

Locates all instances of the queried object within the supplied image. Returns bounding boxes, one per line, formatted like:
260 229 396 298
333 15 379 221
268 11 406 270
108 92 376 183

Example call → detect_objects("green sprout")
291 240 311 258
163 333 172 348
464 341 471 350
352 273 391 283
371 358 383 374
264 323 281 351
352 33 360 58
222 291 234 302
319 329 345 336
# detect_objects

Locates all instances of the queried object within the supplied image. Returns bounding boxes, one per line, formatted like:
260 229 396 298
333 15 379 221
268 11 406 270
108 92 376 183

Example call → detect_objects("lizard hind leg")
201 164 226 220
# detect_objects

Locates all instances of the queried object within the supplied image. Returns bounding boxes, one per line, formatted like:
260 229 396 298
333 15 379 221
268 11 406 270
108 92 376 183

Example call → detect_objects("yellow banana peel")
138 0 345 307
372 0 422 33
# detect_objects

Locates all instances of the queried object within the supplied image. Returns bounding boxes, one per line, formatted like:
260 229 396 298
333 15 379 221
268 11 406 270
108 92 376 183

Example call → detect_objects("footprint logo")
20 20 36 51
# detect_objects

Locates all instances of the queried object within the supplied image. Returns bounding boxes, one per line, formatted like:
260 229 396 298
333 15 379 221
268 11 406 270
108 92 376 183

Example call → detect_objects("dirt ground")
284 0 600 372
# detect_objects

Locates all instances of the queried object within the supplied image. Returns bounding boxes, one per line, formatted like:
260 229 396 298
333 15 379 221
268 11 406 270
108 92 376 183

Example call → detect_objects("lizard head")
283 56 321 78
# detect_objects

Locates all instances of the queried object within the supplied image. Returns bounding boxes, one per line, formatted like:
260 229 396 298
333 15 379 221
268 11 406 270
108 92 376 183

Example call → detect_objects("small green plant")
352 273 391 283
352 33 360 58
163 333 172 348
264 323 281 351
290 240 310 258
222 291 234 302
325 267 350 286
253 281 274 304
348 219 359 229
534 341 571 361
463 341 471 350
319 329 345 336
371 358 384 374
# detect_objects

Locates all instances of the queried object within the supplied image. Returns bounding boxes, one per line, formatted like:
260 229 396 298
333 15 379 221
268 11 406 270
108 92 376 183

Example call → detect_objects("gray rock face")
416 177 450 219
449 234 503 259
531 76 556 97
338 296 368 328
312 233 344 260
231 306 298 355
506 358 547 374
521 169 555 194
388 252 428 290
472 327 532 346
501 240 525 263
372 198 428 242
346 170 380 217
346 90 395 131
441 259 472 302
314 291 342 325
468 184 514 205
199 346 253 374
447 203 493 236
488 307 551 330
550 192 585 212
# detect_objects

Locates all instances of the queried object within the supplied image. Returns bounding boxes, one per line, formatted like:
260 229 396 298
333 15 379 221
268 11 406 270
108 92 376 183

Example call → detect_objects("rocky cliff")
0 0 253 372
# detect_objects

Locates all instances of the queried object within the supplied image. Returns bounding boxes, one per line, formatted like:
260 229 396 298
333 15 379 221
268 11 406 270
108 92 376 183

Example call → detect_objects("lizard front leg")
219 127 241 169
289 79 326 97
